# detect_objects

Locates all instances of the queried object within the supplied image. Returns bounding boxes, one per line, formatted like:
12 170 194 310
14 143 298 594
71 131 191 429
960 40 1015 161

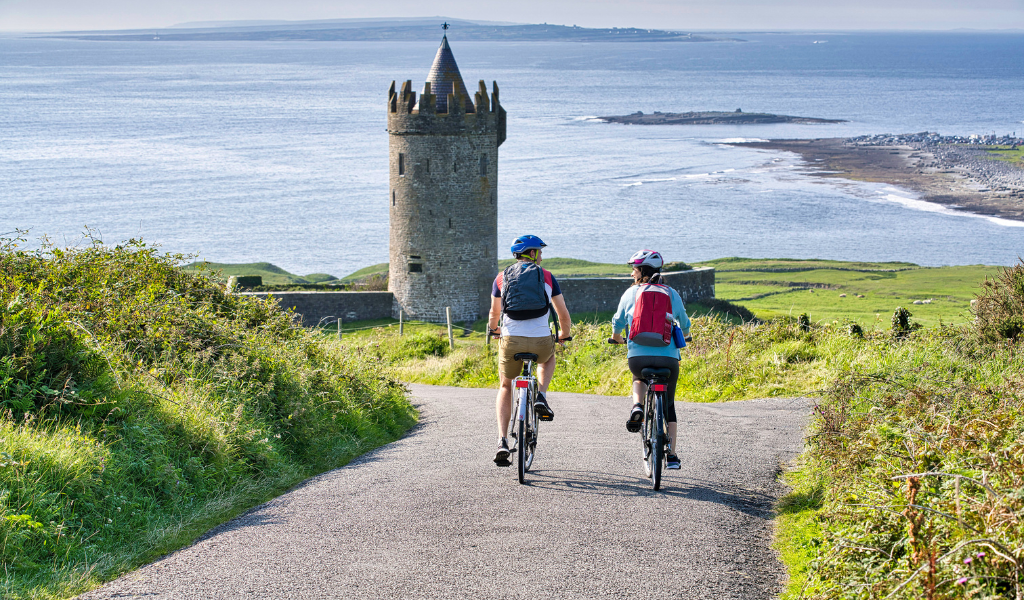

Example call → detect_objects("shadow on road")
523 470 776 519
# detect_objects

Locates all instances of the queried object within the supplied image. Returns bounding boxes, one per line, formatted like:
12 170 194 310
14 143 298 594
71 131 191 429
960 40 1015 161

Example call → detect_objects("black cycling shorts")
627 355 679 423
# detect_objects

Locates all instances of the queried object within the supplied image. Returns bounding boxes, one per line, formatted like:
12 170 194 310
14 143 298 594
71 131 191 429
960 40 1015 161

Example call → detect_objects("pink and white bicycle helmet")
628 249 664 269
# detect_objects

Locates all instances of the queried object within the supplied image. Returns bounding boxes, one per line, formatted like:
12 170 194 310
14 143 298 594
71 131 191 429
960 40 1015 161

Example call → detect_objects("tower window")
449 218 453 229
408 263 423 273
392 190 395 206
398 153 405 176
426 158 430 173
479 154 488 176
453 161 457 173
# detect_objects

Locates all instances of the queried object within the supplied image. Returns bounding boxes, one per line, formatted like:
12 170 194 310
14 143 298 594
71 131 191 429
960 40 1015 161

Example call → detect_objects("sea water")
2 32 1024 276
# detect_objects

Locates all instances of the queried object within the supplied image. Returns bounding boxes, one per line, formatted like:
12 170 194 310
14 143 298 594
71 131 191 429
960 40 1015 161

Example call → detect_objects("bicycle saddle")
513 352 539 362
641 367 673 382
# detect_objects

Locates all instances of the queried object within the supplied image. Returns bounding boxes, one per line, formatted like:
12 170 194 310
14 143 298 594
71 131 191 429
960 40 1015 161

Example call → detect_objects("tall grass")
0 235 415 599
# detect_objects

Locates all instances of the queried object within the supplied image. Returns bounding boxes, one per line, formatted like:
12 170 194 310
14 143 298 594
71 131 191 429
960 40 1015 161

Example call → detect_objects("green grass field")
983 144 1024 166
697 257 1000 328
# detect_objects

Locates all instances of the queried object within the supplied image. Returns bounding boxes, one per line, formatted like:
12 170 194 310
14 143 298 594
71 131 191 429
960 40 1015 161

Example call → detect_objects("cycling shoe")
626 403 644 432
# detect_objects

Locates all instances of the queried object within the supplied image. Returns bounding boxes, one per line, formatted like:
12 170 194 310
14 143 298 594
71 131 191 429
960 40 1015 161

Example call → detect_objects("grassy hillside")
182 261 340 285
1 238 415 599
699 257 999 328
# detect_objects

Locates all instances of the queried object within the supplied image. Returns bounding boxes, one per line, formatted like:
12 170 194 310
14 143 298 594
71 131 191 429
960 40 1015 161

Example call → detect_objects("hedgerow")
0 234 415 599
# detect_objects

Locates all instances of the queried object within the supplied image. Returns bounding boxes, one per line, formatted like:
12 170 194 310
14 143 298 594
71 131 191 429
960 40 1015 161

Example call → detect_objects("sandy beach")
733 137 1024 221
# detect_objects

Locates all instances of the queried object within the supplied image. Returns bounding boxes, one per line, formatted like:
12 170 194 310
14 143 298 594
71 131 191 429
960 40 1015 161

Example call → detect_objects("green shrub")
974 260 1024 342
0 234 415 598
891 306 913 338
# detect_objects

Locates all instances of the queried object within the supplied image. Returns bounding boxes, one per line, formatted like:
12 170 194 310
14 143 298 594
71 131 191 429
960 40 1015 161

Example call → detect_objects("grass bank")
1 237 415 599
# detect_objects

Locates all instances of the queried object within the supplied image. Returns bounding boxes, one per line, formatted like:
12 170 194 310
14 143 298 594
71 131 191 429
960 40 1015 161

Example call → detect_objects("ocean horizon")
3 32 1024 277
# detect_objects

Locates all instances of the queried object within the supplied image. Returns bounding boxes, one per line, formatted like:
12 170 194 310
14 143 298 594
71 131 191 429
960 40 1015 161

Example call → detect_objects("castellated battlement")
387 79 507 145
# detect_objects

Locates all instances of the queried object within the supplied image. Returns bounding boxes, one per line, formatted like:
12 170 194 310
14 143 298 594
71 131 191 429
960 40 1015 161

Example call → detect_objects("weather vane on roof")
442 22 450 31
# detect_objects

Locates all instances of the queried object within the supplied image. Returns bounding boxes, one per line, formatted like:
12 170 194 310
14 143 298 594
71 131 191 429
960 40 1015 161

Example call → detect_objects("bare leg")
495 376 513 438
632 380 646 405
667 421 678 454
537 353 556 394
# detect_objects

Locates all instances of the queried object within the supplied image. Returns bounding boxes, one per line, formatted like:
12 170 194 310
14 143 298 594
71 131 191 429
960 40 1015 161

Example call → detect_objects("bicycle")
608 338 677 491
509 351 540 484
489 330 572 484
638 367 672 490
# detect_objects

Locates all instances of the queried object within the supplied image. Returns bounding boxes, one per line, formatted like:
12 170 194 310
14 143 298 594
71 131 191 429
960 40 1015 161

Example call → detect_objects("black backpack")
501 262 551 320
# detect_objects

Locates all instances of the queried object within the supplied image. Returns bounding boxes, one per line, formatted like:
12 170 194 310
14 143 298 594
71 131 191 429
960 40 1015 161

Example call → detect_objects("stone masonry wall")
387 80 505 323
241 291 394 327
239 268 714 327
558 267 716 315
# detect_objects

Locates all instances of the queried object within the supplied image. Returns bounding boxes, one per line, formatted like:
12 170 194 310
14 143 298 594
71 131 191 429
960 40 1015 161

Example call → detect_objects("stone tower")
387 34 506 322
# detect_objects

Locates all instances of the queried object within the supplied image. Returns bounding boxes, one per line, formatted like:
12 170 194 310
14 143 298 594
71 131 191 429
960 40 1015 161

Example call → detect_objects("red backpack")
628 283 673 347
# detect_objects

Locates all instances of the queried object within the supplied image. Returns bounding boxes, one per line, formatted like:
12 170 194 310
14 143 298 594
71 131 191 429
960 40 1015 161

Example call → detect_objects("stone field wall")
242 268 714 327
241 291 394 327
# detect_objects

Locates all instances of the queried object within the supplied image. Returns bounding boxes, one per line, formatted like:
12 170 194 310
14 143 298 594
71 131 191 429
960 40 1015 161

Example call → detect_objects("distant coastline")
599 110 845 125
730 134 1024 221
39 20 739 43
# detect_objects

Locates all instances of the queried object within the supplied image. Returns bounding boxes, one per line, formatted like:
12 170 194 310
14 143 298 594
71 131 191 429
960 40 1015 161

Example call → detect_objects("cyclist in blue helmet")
487 235 572 465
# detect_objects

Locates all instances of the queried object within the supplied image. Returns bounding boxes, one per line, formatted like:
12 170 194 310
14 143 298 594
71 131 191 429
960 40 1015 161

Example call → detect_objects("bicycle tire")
641 390 655 478
517 387 530 484
524 388 537 472
652 391 664 490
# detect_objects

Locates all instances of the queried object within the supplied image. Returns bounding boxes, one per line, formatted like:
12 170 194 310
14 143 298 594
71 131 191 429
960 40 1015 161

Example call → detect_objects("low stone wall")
558 267 715 315
241 291 394 327
241 268 715 325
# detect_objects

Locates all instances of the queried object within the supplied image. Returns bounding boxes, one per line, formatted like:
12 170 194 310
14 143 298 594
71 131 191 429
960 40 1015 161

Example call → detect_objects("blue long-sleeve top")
612 284 691 359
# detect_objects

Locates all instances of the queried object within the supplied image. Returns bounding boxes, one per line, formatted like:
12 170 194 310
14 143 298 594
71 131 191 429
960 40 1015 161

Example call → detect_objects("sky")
1 0 1022 32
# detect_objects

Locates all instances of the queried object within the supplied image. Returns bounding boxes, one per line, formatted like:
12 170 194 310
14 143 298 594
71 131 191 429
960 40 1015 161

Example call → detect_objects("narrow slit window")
426 158 430 173
398 153 405 176
392 190 395 206
448 218 453 229
479 153 488 176
453 161 457 173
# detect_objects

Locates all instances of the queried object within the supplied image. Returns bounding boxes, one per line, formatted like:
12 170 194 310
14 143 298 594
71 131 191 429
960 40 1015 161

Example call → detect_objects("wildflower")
957 577 969 585
964 557 972 565
977 552 986 559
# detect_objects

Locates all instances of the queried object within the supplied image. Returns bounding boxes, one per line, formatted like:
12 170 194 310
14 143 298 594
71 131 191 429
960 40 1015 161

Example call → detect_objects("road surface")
79 384 812 599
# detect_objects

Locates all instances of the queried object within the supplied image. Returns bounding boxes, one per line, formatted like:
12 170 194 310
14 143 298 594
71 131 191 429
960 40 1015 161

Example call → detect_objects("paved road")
79 385 812 600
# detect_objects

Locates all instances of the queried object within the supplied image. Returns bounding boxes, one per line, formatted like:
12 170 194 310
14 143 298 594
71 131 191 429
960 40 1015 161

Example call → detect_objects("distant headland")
599 110 846 125
40 18 740 43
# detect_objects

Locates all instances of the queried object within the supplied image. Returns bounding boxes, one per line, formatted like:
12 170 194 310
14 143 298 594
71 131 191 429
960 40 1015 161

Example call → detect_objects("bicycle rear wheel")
517 388 534 484
651 392 665 491
524 391 537 472
641 391 655 478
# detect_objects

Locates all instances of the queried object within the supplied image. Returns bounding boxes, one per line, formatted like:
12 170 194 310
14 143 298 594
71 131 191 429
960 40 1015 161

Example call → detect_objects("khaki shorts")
498 335 556 380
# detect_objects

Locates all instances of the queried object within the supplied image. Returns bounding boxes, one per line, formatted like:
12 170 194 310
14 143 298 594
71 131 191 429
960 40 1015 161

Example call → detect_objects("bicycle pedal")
494 458 512 468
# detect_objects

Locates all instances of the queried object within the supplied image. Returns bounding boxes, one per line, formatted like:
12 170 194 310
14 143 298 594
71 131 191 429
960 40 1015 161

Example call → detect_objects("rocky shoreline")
731 134 1024 221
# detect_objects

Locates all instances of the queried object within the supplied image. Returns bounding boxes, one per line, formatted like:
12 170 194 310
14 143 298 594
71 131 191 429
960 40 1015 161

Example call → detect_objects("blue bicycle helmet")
510 235 547 255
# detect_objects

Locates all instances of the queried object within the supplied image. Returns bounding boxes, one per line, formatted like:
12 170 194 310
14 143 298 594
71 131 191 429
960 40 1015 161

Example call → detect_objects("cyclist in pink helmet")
611 249 691 470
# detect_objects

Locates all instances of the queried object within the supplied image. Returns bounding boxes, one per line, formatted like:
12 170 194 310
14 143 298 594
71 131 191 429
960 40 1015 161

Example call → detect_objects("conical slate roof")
425 35 474 113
